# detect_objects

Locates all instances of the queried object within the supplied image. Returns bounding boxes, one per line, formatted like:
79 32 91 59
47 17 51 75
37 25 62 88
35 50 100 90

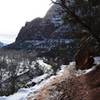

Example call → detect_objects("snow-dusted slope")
1 58 99 100
0 74 50 100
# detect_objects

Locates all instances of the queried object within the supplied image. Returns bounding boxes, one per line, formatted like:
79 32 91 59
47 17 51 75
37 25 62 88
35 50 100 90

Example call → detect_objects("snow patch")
0 60 99 100
27 74 49 85
0 74 50 100
37 59 53 73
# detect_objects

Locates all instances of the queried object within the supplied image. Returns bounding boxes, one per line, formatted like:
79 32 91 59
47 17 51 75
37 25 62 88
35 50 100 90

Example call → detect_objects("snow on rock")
37 60 52 69
26 74 49 86
0 60 99 100
0 74 50 100
0 62 75 100
37 59 53 73
0 88 31 100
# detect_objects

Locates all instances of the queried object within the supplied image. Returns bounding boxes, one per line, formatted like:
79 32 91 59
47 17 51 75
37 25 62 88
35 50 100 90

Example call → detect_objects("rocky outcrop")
5 1 86 50
4 0 99 64
15 4 64 43
15 18 56 42
3 2 84 65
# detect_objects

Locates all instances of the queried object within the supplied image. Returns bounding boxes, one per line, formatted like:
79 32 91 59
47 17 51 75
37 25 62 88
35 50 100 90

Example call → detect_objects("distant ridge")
0 41 4 48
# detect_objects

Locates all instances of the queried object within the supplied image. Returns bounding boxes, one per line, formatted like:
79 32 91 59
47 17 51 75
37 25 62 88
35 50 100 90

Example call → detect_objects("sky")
0 0 52 44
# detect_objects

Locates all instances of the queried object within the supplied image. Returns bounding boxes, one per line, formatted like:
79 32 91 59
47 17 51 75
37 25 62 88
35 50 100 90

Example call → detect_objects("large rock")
15 18 56 42
15 4 65 43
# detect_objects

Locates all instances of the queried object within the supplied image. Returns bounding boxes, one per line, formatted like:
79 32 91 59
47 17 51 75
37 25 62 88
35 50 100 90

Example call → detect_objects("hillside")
3 2 87 63
0 58 100 100
4 1 85 50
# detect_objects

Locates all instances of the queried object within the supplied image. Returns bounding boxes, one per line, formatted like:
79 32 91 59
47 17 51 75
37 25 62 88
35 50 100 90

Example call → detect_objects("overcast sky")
0 0 51 44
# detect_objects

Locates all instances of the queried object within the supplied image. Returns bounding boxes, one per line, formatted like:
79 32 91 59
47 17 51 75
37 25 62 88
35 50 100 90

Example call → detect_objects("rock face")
16 18 56 42
15 4 65 43
4 2 83 50
4 0 99 62
15 3 84 43
4 2 87 66
3 3 82 63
